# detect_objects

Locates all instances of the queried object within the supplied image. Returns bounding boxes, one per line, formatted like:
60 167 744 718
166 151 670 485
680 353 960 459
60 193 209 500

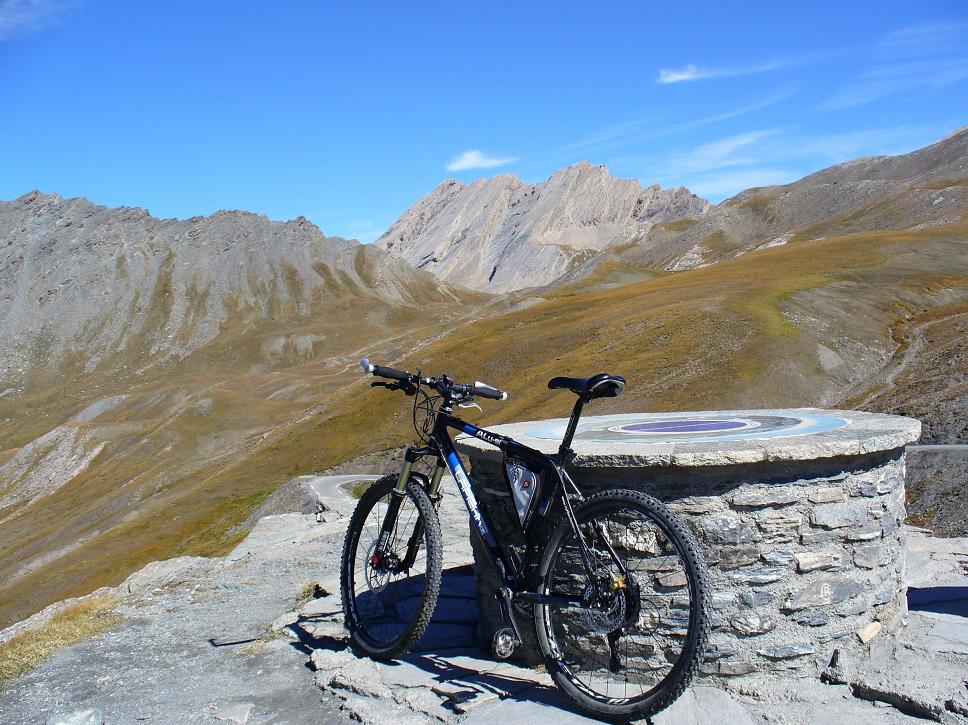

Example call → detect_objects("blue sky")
1 2 966 242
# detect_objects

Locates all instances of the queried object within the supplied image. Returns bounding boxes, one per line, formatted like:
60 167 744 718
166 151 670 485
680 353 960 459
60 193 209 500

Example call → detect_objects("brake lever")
458 400 482 412
371 380 417 395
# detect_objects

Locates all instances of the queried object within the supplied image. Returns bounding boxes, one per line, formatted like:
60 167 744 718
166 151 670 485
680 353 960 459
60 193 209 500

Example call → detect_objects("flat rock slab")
312 530 968 725
4 474 967 725
456 408 920 467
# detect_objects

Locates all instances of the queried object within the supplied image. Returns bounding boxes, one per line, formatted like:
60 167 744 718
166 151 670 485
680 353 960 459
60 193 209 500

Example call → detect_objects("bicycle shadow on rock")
292 564 590 720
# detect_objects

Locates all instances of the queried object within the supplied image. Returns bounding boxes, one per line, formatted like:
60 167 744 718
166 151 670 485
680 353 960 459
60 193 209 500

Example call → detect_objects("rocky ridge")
0 191 467 387
378 128 968 290
375 163 710 292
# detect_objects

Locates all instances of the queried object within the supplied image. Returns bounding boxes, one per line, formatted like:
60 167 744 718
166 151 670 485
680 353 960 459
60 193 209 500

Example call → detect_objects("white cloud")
0 0 73 40
445 150 518 171
656 61 783 84
657 64 706 84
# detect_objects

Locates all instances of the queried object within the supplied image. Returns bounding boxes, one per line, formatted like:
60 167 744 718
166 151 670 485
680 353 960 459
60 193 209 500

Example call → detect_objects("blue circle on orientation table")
525 411 848 444
623 419 749 434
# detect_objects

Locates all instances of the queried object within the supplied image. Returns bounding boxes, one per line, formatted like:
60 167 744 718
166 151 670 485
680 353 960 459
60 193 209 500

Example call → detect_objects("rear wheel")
535 489 710 721
340 475 443 659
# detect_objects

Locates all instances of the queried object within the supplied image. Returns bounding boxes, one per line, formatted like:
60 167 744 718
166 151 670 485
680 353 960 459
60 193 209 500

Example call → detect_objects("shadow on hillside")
908 586 968 617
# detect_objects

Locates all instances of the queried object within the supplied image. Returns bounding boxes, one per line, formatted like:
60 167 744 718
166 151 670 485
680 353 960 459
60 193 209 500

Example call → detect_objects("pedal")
491 627 519 660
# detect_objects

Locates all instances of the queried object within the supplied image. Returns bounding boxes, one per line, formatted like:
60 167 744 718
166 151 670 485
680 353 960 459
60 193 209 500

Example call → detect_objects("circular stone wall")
457 408 921 680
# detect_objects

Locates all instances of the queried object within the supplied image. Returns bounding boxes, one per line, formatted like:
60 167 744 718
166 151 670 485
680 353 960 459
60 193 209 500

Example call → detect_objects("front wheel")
340 474 443 659
535 489 711 721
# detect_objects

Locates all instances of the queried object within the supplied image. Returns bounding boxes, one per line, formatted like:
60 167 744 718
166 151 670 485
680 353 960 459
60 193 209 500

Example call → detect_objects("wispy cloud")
657 60 785 84
564 88 796 157
642 122 952 202
822 19 968 109
822 57 968 110
0 0 74 41
881 19 968 53
445 150 518 171
663 129 778 176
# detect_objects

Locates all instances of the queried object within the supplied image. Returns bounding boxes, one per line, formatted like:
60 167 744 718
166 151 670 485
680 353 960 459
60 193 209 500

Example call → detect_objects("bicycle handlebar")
361 358 412 382
360 358 508 401
469 381 507 401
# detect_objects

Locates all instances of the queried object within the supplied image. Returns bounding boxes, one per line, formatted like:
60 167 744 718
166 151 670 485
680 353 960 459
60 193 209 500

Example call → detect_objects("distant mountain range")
0 192 474 389
0 126 966 629
378 127 967 292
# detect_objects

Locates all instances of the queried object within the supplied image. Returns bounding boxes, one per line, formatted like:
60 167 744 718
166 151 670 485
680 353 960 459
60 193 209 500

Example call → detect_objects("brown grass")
658 218 700 233
0 595 121 689
2 218 967 630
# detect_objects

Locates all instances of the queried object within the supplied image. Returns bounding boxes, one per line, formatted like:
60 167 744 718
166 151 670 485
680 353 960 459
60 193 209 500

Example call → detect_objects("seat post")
559 395 586 458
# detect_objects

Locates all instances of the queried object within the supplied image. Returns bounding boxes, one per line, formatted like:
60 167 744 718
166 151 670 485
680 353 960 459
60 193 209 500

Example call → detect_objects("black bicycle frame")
377 405 594 608
436 410 552 585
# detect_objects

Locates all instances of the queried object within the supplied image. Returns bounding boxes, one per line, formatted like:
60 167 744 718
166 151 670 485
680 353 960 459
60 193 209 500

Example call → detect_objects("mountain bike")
340 358 711 721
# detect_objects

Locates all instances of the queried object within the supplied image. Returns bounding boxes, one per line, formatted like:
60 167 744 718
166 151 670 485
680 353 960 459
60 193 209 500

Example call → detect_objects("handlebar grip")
472 380 508 401
360 357 411 381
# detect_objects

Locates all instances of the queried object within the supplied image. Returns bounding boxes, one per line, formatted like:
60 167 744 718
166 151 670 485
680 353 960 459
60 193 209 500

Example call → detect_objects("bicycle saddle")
548 372 626 399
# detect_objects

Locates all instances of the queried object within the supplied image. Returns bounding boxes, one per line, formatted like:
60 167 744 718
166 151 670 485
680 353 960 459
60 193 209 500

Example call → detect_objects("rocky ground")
906 446 968 536
1 475 967 724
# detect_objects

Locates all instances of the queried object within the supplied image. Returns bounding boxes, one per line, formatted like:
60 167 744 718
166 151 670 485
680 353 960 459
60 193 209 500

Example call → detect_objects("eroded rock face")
375 163 711 292
0 192 458 386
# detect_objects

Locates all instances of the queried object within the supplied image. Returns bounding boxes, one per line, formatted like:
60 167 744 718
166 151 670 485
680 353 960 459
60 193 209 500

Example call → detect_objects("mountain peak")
376 165 710 292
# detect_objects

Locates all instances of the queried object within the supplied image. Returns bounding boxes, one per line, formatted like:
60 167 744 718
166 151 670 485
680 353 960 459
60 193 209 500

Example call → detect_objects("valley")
1 128 966 629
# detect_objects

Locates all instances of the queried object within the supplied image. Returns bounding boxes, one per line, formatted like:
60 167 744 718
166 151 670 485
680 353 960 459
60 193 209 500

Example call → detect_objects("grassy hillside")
7 215 956 624
0 245 496 627
2 159 967 629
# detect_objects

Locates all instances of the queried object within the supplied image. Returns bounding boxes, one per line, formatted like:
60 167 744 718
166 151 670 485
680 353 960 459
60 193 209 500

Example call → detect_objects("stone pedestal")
456 408 920 680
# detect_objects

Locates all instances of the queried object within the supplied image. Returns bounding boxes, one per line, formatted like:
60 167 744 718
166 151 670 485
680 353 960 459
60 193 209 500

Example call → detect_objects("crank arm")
496 587 526 644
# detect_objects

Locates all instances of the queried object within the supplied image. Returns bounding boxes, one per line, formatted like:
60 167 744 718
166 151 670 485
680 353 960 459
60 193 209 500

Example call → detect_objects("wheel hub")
364 541 401 592
579 581 628 634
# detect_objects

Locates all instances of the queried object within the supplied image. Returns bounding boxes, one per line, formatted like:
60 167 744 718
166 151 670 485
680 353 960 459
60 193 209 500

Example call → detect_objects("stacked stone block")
673 455 906 678
462 445 908 680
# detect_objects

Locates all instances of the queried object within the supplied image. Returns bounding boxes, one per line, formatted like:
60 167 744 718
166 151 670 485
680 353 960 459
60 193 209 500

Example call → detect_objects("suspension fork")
378 449 446 566
376 452 416 552
399 461 445 568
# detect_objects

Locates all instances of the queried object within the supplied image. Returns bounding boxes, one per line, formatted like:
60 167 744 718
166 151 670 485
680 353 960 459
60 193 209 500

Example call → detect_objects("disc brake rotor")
579 588 627 634
364 540 392 593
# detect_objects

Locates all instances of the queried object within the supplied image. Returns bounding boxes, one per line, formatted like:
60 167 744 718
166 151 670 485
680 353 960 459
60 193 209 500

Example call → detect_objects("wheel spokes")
545 505 694 703
350 491 429 647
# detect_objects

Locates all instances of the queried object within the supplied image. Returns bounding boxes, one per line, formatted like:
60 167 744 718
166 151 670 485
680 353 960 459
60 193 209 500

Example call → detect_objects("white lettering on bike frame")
446 451 496 547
